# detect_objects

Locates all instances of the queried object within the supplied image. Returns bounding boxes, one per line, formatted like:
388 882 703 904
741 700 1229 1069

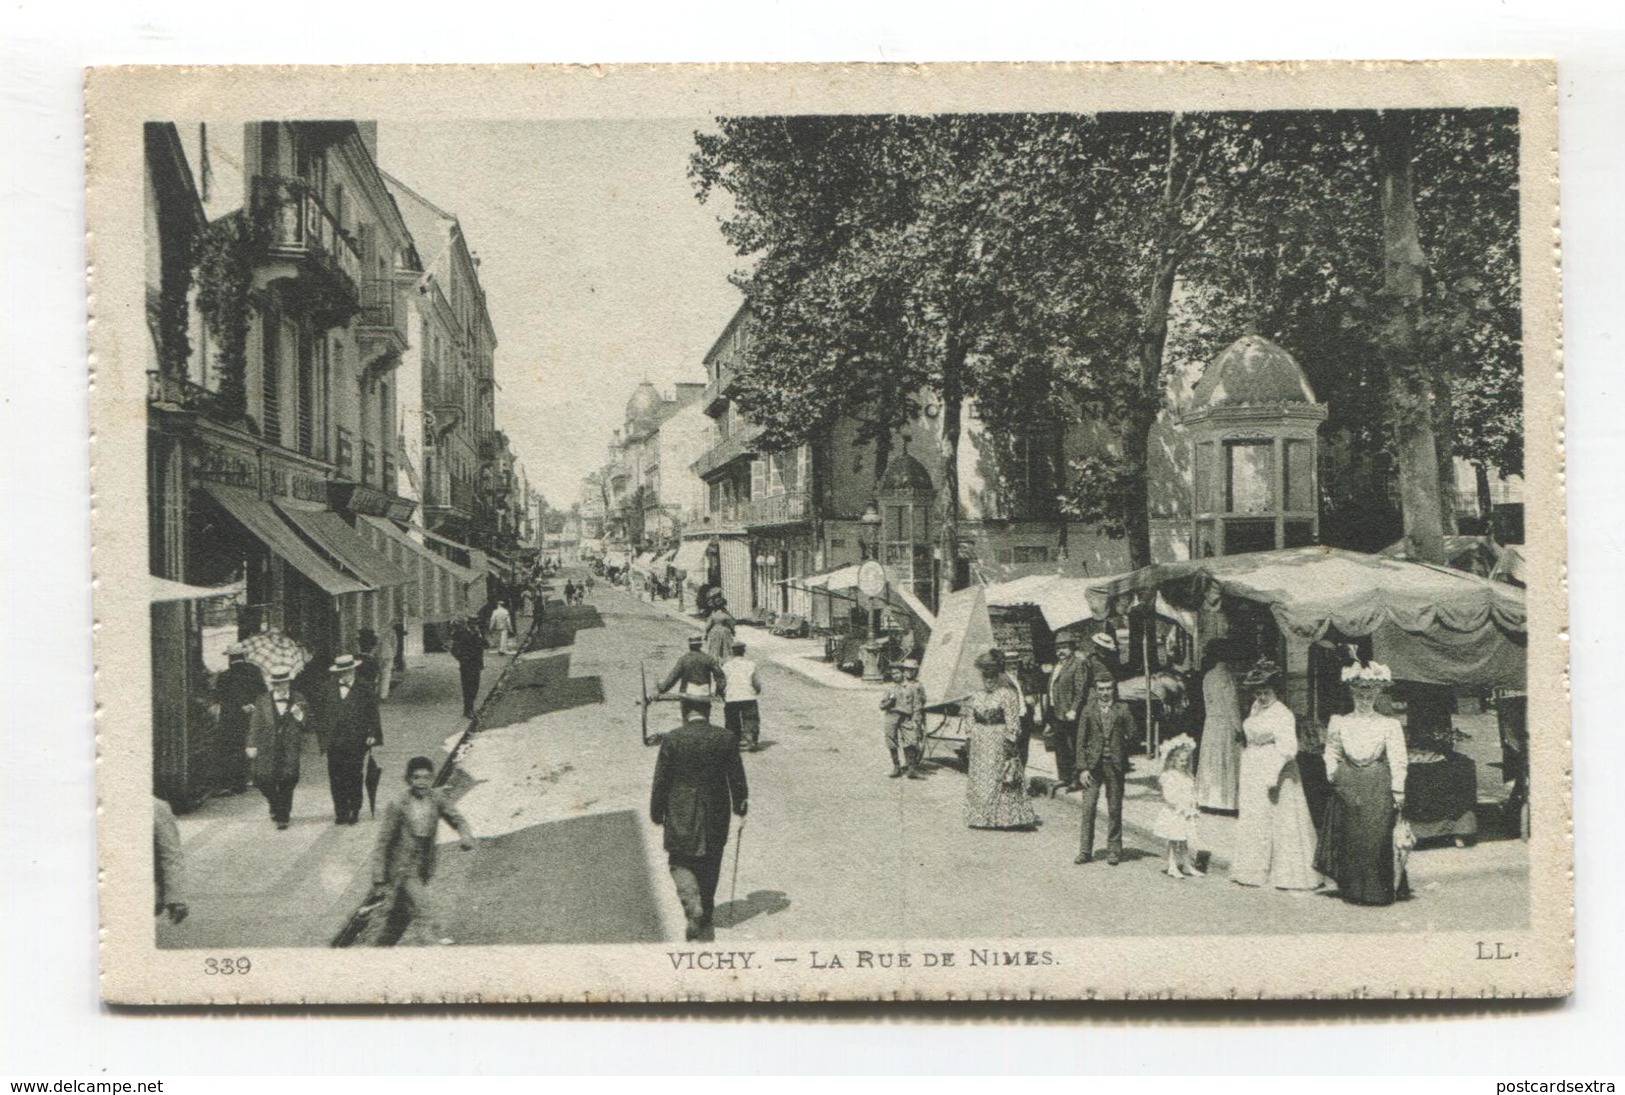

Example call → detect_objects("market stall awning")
199 483 368 597
275 504 411 589
1086 546 1526 687
917 585 996 709
149 576 243 604
672 539 709 576
982 573 1101 632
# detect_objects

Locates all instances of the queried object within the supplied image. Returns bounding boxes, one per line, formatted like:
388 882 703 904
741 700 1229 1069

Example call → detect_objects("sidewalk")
628 585 877 692
157 633 523 950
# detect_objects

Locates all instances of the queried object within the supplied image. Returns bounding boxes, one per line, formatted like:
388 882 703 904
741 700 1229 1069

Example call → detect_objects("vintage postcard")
89 61 1567 1003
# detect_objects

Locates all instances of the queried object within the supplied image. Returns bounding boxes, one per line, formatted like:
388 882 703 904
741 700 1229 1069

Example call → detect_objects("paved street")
411 578 1531 947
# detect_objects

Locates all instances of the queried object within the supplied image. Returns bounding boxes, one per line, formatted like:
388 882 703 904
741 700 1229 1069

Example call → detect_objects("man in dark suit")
318 654 382 825
214 643 265 793
246 666 307 830
450 615 485 718
658 634 727 722
1075 675 1134 865
650 707 748 942
1045 634 1095 793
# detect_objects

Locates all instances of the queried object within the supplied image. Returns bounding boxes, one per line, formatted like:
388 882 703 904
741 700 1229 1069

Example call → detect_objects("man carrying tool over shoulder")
658 633 727 722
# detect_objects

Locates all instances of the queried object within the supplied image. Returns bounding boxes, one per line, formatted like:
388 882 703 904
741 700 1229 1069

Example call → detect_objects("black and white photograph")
90 61 1566 1002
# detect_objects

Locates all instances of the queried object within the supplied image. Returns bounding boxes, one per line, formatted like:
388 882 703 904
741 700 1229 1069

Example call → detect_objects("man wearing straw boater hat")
319 653 383 826
246 665 307 830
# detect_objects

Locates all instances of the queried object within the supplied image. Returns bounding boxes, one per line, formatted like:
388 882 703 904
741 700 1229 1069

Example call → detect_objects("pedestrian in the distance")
319 654 382 825
246 665 307 830
370 756 475 946
650 706 748 942
659 634 726 722
704 597 736 664
722 640 763 751
488 600 513 654
450 615 485 719
392 618 408 674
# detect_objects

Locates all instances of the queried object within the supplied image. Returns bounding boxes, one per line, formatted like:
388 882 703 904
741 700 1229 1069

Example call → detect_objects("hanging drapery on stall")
1086 546 1527 689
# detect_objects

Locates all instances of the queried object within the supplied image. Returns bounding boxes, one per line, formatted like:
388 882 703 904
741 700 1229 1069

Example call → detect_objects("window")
1284 439 1313 512
261 316 282 444
1225 440 1274 514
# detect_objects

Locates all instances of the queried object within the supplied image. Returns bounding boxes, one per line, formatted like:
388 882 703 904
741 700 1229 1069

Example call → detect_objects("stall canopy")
671 539 709 578
1086 546 1527 688
630 551 656 576
200 483 368 597
916 584 996 709
982 573 1100 632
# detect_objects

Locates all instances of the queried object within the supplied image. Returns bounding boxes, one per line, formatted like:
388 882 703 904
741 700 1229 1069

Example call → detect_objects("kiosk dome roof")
1191 335 1318 410
625 381 663 426
879 452 934 493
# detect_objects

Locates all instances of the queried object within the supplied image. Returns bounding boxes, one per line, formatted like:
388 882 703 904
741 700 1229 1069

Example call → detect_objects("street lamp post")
859 500 884 682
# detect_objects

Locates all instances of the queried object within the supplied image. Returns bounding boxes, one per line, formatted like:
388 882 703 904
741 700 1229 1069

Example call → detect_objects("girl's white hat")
1158 733 1197 762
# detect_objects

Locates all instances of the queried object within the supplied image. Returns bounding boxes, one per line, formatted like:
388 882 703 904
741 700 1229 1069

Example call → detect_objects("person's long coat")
1076 699 1134 773
703 611 735 664
650 719 748 858
248 691 307 783
1047 654 1096 724
318 678 382 753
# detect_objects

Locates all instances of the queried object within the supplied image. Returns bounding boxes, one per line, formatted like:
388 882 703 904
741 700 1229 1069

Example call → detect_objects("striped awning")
199 484 367 597
274 503 411 590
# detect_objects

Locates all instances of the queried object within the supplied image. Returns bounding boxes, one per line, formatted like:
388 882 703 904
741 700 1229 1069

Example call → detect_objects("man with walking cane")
650 705 748 943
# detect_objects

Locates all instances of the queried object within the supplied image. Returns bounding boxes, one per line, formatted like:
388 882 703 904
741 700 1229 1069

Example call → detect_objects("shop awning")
149 576 244 604
275 504 411 590
414 525 482 573
360 516 481 584
671 539 709 576
200 483 368 597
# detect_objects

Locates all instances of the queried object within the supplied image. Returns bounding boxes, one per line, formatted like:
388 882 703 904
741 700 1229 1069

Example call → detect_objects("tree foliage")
690 108 1524 567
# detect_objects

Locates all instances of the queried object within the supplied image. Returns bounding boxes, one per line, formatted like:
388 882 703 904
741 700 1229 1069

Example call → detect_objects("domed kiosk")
1183 335 1327 557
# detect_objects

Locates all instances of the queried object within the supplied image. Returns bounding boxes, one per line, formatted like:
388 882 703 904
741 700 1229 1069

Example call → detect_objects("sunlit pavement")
420 578 1530 947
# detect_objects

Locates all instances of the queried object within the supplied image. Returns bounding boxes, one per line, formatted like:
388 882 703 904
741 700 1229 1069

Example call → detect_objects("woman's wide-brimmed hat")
1158 733 1197 761
1241 658 1284 688
1341 660 1394 687
972 649 1005 674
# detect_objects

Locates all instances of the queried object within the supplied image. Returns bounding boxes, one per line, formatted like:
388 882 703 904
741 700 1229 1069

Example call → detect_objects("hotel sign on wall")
191 438 328 503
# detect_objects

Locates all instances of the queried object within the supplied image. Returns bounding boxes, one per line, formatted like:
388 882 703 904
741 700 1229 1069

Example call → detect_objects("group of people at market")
956 631 1416 907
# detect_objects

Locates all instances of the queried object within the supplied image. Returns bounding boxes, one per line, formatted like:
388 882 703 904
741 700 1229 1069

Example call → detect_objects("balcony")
251 175 362 321
358 277 408 351
692 423 762 479
739 490 811 528
147 370 225 418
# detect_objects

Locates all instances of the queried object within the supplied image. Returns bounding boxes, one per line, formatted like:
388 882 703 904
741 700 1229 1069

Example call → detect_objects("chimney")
355 122 379 161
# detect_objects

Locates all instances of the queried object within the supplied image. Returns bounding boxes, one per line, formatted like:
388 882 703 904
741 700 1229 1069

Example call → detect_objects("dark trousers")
327 744 366 820
1079 762 1125 856
459 663 482 716
258 778 298 824
1048 716 1077 786
724 700 761 747
669 851 725 929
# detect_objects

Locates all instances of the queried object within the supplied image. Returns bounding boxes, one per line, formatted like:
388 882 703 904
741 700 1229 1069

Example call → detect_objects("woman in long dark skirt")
1314 662 1411 905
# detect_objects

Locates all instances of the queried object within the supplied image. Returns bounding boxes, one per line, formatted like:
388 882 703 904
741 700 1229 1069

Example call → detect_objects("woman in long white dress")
1230 659 1323 891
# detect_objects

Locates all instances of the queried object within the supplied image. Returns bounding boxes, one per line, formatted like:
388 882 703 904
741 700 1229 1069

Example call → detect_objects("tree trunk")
937 344 965 599
1474 461 1494 529
1375 111 1447 565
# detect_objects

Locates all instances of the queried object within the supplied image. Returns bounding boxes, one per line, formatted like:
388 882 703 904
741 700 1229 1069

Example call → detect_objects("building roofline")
701 299 752 365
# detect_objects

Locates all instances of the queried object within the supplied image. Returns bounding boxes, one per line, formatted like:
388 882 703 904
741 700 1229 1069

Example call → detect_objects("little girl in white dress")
1154 735 1205 878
